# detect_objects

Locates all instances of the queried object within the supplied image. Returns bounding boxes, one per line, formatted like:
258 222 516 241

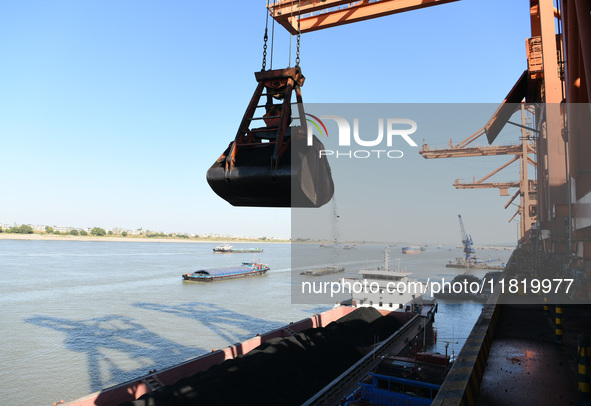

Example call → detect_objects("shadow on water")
27 303 308 400
26 314 204 392
307 305 333 314
134 301 285 344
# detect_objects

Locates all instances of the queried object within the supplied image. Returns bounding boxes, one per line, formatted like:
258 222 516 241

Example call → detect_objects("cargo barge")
63 306 430 406
445 257 505 270
182 262 269 282
402 246 421 254
212 244 263 254
300 266 345 276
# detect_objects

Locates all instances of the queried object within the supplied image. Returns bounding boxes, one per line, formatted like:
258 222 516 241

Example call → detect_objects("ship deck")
475 304 578 405
431 275 588 406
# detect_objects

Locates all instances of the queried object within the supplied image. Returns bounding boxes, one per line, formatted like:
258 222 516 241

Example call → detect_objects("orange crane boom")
268 0 460 34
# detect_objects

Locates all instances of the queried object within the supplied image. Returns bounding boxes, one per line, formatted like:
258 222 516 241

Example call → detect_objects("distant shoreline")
0 233 289 244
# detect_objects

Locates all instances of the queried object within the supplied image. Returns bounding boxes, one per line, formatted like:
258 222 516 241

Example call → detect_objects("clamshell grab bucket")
207 129 334 207
206 68 334 207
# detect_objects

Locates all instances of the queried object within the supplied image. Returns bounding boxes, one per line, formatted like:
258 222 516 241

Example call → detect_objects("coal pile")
121 307 403 406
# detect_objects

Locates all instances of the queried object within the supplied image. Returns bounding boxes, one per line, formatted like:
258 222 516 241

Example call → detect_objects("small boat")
212 243 232 253
402 246 421 254
182 262 269 282
212 244 263 254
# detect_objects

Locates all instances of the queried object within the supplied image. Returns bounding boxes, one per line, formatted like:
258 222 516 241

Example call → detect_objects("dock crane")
206 0 588 263
458 215 475 261
206 0 458 208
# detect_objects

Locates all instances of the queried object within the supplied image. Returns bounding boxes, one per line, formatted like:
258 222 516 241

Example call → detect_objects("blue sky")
0 1 532 243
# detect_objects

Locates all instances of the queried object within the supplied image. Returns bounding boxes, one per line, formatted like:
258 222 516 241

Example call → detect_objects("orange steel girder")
529 0 568 253
453 181 520 194
420 120 536 159
268 0 460 34
422 138 535 194
560 0 591 262
420 143 525 159
462 156 520 188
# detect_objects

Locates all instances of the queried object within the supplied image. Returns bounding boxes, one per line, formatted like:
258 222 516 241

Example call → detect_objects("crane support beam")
453 182 520 190
477 156 520 183
484 71 528 144
508 210 520 223
527 156 537 168
419 144 523 158
269 0 460 34
505 189 521 209
270 0 361 17
454 181 517 196
455 128 486 149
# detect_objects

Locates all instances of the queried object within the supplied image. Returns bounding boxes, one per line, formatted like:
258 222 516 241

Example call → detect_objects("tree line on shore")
0 224 280 241
0 224 34 234
0 224 190 239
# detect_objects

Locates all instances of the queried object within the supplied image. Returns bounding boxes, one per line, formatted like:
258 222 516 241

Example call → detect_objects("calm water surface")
0 240 512 405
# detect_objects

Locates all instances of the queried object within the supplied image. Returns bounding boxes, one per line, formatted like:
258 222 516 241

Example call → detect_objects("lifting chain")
295 30 300 67
262 0 270 71
295 0 301 67
262 27 268 71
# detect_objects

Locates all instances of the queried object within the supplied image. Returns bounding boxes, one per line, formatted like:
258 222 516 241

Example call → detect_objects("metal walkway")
433 298 582 406
475 304 577 405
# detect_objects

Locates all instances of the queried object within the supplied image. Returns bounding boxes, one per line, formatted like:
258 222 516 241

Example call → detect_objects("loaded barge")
402 246 421 254
445 257 505 270
300 266 345 276
63 305 436 406
212 244 263 254
182 262 269 282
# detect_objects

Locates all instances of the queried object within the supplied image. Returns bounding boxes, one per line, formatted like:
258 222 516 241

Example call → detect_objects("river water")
0 239 512 405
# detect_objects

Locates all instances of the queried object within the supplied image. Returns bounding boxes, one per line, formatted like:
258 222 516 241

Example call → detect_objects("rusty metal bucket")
206 127 334 207
206 67 334 207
